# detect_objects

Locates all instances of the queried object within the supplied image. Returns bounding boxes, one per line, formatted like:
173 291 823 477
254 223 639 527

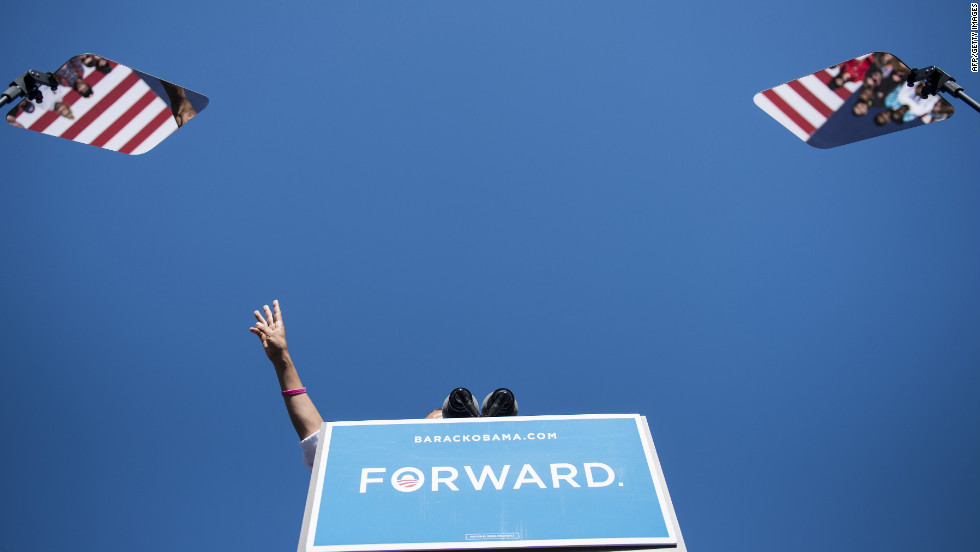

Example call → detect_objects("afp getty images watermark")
972 3 979 72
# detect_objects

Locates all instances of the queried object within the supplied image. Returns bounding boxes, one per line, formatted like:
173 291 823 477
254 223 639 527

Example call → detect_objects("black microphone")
442 387 480 418
481 388 518 417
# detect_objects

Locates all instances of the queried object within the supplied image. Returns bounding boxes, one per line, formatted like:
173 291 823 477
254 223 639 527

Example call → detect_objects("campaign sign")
298 415 684 552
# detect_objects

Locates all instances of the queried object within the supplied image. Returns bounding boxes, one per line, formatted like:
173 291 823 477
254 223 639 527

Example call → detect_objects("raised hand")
247 299 324 443
250 299 288 362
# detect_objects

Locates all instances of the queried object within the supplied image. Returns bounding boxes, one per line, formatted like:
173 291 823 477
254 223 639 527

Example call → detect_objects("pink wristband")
282 387 307 397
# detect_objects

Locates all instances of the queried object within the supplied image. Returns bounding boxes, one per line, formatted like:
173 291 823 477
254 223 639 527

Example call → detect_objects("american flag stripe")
120 108 175 154
753 92 810 141
755 56 870 141
30 65 135 136
13 103 46 127
56 67 108 109
798 74 845 111
74 84 156 146
812 67 863 99
64 61 116 99
15 66 114 130
27 110 60 134
62 89 81 106
768 85 826 130
26 67 118 133
89 90 157 148
786 79 834 118
837 81 861 99
761 88 817 135
60 72 142 141
61 61 115 106
11 58 179 154
128 117 178 155
103 100 174 153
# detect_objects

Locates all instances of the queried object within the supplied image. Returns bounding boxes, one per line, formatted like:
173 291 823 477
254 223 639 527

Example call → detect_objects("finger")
253 309 268 325
273 300 283 327
249 327 268 346
263 305 274 327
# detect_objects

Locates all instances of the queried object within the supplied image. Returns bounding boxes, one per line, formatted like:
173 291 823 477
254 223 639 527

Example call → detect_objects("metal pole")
943 81 980 114
0 84 24 110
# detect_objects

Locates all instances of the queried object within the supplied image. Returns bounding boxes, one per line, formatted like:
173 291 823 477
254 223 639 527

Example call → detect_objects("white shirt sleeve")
300 431 319 471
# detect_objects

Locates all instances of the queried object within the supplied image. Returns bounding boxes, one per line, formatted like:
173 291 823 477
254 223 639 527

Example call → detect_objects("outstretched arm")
250 300 324 440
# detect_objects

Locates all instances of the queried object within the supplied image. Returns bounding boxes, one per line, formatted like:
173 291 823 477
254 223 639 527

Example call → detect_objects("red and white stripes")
754 60 865 142
11 61 178 154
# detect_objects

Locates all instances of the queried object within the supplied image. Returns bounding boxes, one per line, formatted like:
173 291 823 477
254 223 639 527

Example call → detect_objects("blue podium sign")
298 415 684 552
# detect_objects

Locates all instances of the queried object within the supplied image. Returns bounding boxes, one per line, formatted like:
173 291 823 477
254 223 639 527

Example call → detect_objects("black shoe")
481 388 518 417
442 387 480 418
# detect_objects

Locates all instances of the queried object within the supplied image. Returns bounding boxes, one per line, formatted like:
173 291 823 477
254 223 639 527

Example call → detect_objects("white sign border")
298 414 685 552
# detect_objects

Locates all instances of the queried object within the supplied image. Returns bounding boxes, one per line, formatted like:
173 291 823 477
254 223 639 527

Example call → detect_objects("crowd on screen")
834 53 952 126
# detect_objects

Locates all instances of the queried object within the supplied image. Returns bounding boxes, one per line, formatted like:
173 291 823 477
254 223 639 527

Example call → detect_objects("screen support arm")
0 70 59 110
907 66 980 114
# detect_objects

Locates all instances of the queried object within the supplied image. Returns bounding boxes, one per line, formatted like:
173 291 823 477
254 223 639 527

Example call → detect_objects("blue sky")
1 2 977 551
